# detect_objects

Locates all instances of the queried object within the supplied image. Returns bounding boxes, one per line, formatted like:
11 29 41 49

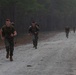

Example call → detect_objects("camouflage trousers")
32 35 38 47
4 38 14 56
65 32 69 38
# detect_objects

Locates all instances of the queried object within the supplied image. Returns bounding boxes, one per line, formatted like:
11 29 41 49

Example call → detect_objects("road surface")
0 31 76 75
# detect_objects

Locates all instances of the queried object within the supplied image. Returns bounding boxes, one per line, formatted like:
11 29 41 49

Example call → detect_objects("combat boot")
10 56 13 61
6 53 9 59
35 46 37 49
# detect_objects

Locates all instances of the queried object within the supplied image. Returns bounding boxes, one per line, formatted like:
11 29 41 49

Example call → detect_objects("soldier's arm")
11 26 17 37
36 25 39 33
11 31 17 37
13 31 17 36
28 26 32 35
0 28 5 40
28 26 32 33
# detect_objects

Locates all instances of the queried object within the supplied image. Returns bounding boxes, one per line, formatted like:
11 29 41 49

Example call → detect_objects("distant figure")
28 21 39 49
1 19 17 61
73 27 75 33
65 26 70 38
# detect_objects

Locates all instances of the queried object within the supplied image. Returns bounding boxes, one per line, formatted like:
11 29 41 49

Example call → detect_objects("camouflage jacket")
1 25 15 38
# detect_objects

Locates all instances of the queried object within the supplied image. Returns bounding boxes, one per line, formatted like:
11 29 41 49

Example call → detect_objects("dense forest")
0 0 76 34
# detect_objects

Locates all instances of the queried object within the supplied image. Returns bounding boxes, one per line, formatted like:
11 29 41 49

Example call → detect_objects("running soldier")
1 19 17 61
65 26 70 38
28 21 39 49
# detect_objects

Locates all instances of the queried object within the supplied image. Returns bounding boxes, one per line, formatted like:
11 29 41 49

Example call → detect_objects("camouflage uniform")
1 25 15 57
29 25 39 49
65 26 70 38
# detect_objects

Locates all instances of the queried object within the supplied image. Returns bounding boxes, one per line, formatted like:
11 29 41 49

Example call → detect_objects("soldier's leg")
10 47 14 61
33 40 35 47
67 32 69 38
32 35 35 47
34 35 38 49
6 46 10 58
66 32 68 38
9 39 14 61
4 39 10 58
10 45 14 57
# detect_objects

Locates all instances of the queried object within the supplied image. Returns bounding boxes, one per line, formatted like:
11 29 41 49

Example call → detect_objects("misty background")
0 0 76 34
